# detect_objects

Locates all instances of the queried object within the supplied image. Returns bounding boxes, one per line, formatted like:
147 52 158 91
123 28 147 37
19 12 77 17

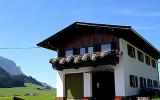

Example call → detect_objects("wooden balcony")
49 50 119 70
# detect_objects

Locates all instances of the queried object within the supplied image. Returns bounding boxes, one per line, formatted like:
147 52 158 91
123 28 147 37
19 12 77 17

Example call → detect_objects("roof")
37 22 160 59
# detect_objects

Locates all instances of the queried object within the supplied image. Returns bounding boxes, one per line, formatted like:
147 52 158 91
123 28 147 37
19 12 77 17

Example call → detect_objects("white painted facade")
119 38 159 96
56 71 65 97
56 38 159 97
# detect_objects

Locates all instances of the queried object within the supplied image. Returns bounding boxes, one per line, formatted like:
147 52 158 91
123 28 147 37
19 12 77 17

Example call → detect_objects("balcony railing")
49 50 120 70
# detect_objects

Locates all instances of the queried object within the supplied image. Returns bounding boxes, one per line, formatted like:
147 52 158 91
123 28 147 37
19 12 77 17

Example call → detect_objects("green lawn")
0 83 56 100
0 96 55 100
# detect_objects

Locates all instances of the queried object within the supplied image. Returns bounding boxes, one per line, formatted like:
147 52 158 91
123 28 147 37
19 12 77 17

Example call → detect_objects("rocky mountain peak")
0 56 24 76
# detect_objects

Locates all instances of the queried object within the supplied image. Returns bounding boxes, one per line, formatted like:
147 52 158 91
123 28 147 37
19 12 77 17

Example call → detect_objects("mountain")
0 67 43 88
41 82 52 87
0 56 43 87
0 67 24 88
0 56 23 75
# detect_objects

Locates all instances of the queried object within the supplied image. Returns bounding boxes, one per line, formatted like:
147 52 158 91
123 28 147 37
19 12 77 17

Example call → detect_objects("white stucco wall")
56 71 65 97
120 38 159 96
114 38 126 96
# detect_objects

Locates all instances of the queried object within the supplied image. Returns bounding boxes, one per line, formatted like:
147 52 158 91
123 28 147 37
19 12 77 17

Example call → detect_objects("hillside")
13 75 43 86
0 83 56 100
0 67 44 88
0 67 24 88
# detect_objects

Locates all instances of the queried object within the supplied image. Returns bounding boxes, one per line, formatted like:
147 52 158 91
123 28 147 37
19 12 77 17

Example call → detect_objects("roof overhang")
37 22 160 59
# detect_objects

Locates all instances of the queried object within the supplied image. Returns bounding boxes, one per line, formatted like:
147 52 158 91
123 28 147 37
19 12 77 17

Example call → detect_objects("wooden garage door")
65 73 83 100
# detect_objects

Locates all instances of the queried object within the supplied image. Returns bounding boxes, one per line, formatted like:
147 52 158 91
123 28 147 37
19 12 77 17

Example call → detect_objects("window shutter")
144 78 146 88
111 41 116 50
85 47 88 53
135 76 138 87
130 75 134 87
94 43 101 52
58 49 65 57
73 48 80 55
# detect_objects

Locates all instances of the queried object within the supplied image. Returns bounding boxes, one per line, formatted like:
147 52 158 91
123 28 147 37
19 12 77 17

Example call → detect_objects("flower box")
50 50 119 70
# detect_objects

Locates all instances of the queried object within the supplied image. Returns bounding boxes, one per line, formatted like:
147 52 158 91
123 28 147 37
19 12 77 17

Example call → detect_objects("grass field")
0 83 56 100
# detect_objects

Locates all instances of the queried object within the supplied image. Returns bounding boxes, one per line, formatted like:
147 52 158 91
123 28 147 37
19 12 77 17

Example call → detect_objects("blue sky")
0 0 160 87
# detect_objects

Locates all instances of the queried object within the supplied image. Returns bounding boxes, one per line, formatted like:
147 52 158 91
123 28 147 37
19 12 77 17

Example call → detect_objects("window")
130 75 138 88
145 55 150 65
153 80 158 87
130 75 134 87
135 76 138 87
88 47 93 54
139 77 146 88
127 44 135 58
101 44 111 52
147 79 153 87
80 48 85 55
151 59 156 68
137 50 144 62
65 50 73 57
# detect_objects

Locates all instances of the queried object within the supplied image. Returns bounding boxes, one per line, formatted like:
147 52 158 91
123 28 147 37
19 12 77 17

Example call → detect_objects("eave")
37 22 160 59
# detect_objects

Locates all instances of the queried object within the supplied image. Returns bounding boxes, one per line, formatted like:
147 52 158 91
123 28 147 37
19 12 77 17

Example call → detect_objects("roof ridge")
74 21 131 29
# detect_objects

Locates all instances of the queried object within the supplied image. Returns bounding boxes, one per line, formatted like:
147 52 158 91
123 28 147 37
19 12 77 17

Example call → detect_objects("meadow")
0 83 56 100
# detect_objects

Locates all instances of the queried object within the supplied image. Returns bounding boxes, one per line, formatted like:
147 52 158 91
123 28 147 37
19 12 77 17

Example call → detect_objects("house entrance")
92 71 115 100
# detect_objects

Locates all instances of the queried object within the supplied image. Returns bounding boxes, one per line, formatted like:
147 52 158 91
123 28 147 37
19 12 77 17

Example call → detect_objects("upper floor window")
137 50 144 62
151 59 156 68
101 44 111 52
145 55 150 65
127 44 135 58
88 46 93 54
65 50 73 57
130 75 138 88
80 48 86 55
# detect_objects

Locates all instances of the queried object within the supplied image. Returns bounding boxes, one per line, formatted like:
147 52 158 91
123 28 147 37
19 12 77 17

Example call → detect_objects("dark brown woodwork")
58 32 118 50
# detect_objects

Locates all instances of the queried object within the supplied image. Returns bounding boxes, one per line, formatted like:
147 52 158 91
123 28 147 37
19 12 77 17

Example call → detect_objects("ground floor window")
139 77 146 88
153 80 158 87
130 75 138 88
147 79 153 87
